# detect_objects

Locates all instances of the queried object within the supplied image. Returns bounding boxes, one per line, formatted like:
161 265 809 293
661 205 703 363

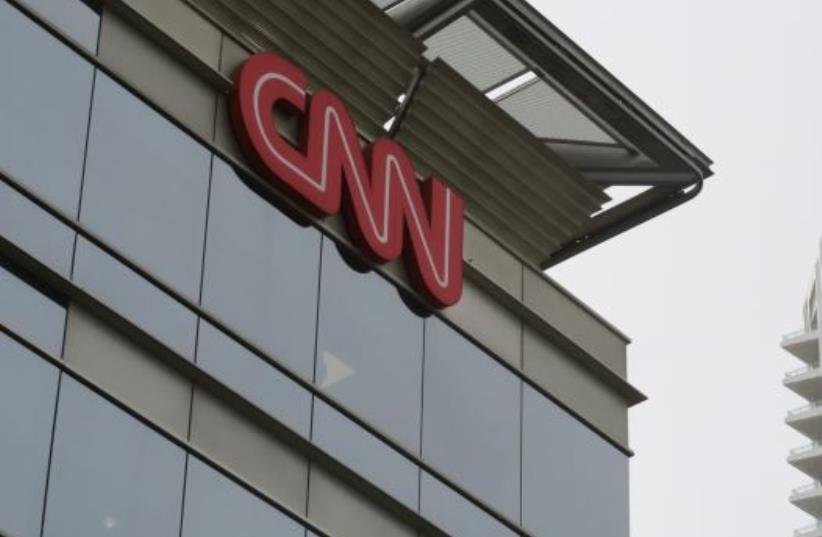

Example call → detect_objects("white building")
785 246 822 537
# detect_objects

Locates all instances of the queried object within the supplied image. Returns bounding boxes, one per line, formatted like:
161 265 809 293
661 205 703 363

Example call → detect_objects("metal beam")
388 0 477 37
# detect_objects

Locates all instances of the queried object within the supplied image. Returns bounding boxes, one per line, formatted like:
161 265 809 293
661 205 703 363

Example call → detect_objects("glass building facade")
0 1 711 537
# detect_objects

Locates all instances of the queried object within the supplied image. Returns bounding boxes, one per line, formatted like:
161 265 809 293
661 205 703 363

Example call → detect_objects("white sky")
532 1 822 536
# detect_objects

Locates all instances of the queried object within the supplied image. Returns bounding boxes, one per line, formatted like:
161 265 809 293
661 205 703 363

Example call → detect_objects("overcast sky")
532 1 822 536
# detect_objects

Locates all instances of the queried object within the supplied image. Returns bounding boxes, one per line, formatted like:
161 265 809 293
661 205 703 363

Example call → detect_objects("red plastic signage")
230 52 464 307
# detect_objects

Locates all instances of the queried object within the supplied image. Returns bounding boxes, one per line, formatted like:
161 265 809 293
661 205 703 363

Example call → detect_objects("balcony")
791 443 822 479
783 329 821 365
796 522 822 537
786 365 822 401
787 403 822 439
792 482 822 517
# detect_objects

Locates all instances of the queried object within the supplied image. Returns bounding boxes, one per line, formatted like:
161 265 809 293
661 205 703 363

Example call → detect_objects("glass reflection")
81 73 211 301
201 158 321 380
422 317 521 521
0 0 94 216
17 0 100 51
0 264 66 356
315 241 424 452
0 333 59 537
43 376 186 537
522 385 629 537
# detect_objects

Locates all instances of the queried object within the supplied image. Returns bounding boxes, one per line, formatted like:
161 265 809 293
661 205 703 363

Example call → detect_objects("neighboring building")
786 247 822 537
0 2 711 537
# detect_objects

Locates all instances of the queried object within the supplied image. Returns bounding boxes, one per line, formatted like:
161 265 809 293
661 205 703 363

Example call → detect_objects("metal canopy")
377 0 714 267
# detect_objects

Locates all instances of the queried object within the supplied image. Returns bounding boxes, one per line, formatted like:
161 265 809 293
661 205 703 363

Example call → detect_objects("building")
0 2 712 537
785 245 822 537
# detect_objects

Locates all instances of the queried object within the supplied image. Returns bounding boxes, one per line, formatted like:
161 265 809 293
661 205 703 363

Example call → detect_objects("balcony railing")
784 328 817 342
791 442 822 457
785 328 812 341
796 522 822 537
787 365 820 380
788 402 822 418
792 482 822 496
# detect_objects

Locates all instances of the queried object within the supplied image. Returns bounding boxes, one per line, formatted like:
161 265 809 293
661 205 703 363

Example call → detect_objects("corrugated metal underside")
188 0 610 265
191 0 423 138
397 60 609 262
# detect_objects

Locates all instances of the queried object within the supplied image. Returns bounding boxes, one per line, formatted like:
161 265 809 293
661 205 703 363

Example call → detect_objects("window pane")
81 73 211 301
0 181 75 276
522 385 629 537
181 457 305 537
73 237 198 359
17 0 100 51
422 318 521 521
420 472 518 537
312 399 419 510
201 158 321 380
196 320 312 438
0 0 94 216
0 333 59 537
43 376 186 537
0 264 66 356
315 241 424 452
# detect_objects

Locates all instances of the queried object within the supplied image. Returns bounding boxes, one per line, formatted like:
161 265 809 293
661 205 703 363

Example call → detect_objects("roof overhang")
383 0 714 267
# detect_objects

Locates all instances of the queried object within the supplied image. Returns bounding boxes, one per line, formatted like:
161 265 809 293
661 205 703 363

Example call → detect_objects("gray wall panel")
63 305 192 439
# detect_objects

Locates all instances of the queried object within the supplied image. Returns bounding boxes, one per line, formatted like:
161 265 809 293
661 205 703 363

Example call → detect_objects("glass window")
420 472 519 537
0 263 66 356
72 237 198 359
0 333 60 537
522 385 629 537
0 181 75 277
421 318 521 521
181 457 305 537
196 320 312 438
201 158 321 380
17 0 100 51
43 376 186 537
81 73 211 301
312 399 419 510
0 0 95 216
315 241 424 452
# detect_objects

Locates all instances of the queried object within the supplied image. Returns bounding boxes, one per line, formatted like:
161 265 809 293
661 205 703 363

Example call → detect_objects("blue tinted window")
43 376 186 537
420 471 518 537
0 334 59 537
196 320 312 438
0 264 66 356
17 0 100 51
522 385 629 537
315 241 424 452
422 318 521 521
0 0 94 216
0 181 75 276
201 158 321 380
81 73 211 301
73 237 198 359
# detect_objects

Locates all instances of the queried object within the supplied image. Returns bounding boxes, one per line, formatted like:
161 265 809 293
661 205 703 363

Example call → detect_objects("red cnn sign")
230 53 464 307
